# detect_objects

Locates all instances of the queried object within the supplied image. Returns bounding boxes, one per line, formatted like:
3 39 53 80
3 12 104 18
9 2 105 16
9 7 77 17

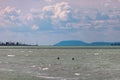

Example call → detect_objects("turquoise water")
0 46 120 80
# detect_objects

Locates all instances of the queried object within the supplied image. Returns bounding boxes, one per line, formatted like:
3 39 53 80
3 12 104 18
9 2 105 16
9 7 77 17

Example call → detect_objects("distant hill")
89 42 112 46
54 40 120 46
54 40 87 46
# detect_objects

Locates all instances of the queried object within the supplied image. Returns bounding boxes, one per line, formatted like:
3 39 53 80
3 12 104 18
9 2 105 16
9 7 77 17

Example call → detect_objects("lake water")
0 46 120 80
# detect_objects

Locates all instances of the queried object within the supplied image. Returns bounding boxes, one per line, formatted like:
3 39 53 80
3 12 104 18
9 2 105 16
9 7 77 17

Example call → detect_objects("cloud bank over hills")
0 0 120 45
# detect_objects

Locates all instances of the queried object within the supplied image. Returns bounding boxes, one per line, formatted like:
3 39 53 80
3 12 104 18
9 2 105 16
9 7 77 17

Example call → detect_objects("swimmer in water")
72 57 75 60
57 57 60 60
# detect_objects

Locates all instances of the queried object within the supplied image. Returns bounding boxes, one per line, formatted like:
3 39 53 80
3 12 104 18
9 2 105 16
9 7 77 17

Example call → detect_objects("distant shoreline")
0 46 120 49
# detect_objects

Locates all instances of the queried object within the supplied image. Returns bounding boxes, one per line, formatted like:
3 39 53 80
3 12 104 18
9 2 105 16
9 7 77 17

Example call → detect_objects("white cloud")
31 25 39 30
42 5 53 12
24 1 73 29
9 1 119 31
40 1 71 21
41 5 54 19
4 6 21 14
52 2 71 21
27 13 33 21
0 6 21 27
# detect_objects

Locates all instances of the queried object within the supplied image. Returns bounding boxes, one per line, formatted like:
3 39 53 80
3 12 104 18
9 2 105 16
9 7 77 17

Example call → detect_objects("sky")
0 0 120 45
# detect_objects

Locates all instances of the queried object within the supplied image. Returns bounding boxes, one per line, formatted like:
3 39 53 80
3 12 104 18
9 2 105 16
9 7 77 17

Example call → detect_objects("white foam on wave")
37 75 79 80
42 67 49 71
7 55 15 57
94 53 100 56
74 73 80 76
37 75 62 79
28 51 32 53
31 65 36 68
0 68 15 72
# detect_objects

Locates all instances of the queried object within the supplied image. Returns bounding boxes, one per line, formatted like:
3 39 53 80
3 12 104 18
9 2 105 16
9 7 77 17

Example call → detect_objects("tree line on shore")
0 41 37 46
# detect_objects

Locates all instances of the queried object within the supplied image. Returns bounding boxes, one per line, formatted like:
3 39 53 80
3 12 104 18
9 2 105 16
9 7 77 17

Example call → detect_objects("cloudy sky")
0 0 120 45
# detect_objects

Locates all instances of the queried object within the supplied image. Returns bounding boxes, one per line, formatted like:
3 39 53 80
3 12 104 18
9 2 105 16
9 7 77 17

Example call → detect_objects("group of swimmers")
57 57 75 60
